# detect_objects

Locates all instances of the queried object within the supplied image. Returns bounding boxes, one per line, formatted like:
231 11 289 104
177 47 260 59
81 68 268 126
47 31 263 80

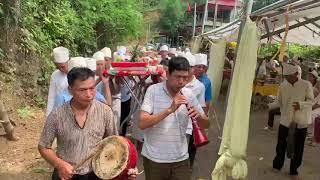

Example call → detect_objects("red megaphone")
180 91 209 147
191 117 209 147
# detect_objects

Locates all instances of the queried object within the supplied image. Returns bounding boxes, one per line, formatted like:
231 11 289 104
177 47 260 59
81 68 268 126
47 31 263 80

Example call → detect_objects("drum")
92 136 138 180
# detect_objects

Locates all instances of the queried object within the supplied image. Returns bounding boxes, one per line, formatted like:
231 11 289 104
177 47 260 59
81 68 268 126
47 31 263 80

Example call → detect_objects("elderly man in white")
272 63 314 180
92 51 106 79
159 45 169 61
46 47 69 116
168 48 177 58
53 57 108 109
100 47 112 70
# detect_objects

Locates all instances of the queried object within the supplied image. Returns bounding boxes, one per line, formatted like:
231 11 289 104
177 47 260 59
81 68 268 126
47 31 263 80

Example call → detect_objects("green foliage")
17 106 35 119
289 44 320 61
37 55 56 87
72 0 144 49
0 1 20 26
159 0 187 36
143 0 161 10
188 0 206 4
259 43 320 62
19 0 145 87
21 0 80 54
21 0 144 55
34 95 46 108
259 43 279 57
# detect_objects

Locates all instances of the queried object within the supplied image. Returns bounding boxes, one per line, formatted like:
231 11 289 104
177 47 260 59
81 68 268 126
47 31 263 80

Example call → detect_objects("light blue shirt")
96 81 104 95
199 74 212 103
54 89 106 109
121 77 133 102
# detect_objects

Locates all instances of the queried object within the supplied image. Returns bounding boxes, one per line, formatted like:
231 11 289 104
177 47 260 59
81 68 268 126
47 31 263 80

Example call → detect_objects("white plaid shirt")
140 81 204 163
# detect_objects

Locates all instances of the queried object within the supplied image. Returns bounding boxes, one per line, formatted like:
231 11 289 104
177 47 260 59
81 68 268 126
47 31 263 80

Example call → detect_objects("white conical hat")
93 51 105 62
310 70 319 79
169 48 176 54
181 53 196 66
194 53 208 66
282 63 298 75
101 47 112 58
160 45 169 52
85 58 96 71
53 47 69 63
68 57 87 72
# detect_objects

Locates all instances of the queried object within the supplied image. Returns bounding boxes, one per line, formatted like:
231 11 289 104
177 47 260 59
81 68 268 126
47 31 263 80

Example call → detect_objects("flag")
187 3 191 12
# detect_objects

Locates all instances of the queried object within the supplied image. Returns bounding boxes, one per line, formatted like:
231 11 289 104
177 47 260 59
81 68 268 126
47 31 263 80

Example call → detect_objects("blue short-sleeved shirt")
198 74 212 103
96 81 104 95
54 89 106 109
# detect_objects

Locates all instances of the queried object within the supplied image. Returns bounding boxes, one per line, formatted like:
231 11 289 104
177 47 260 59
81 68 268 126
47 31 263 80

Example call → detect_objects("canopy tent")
205 2 320 180
193 0 243 12
209 24 320 46
261 26 320 46
202 0 320 46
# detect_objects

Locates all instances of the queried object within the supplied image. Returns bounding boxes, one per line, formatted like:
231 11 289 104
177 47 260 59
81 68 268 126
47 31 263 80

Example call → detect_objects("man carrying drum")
38 67 122 180
139 56 210 180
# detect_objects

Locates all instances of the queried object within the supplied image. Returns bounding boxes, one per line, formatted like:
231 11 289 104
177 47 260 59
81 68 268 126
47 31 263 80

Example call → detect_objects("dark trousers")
268 107 281 128
143 157 191 180
273 124 307 175
52 169 101 180
120 98 131 136
188 134 197 167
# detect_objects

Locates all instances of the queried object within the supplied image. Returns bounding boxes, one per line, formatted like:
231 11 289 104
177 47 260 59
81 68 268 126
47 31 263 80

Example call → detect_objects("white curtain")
207 40 227 105
211 17 260 180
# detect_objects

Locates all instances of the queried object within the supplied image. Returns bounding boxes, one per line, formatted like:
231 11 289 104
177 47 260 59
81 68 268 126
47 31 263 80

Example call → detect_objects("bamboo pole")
213 1 219 29
224 0 254 105
201 0 209 34
192 3 197 37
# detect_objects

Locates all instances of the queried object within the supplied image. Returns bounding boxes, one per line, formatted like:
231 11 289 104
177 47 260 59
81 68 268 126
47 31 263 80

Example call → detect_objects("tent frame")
201 0 320 40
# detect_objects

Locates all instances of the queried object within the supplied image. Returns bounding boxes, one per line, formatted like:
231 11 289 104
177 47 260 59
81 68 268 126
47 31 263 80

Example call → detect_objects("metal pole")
235 0 254 55
121 77 142 107
224 0 254 105
233 0 238 20
146 23 150 43
213 1 219 29
202 19 241 36
192 3 197 37
201 0 209 34
251 0 301 16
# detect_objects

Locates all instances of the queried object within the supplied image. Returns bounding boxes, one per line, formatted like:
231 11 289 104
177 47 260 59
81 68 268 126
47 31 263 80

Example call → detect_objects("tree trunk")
0 0 21 62
95 22 109 50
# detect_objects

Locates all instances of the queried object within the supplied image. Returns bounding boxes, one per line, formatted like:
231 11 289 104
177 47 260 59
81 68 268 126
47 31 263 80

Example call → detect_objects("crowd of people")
1 41 317 180
38 44 213 180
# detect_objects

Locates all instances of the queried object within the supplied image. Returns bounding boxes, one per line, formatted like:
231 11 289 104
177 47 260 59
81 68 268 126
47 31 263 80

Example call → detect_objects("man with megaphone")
139 56 210 180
